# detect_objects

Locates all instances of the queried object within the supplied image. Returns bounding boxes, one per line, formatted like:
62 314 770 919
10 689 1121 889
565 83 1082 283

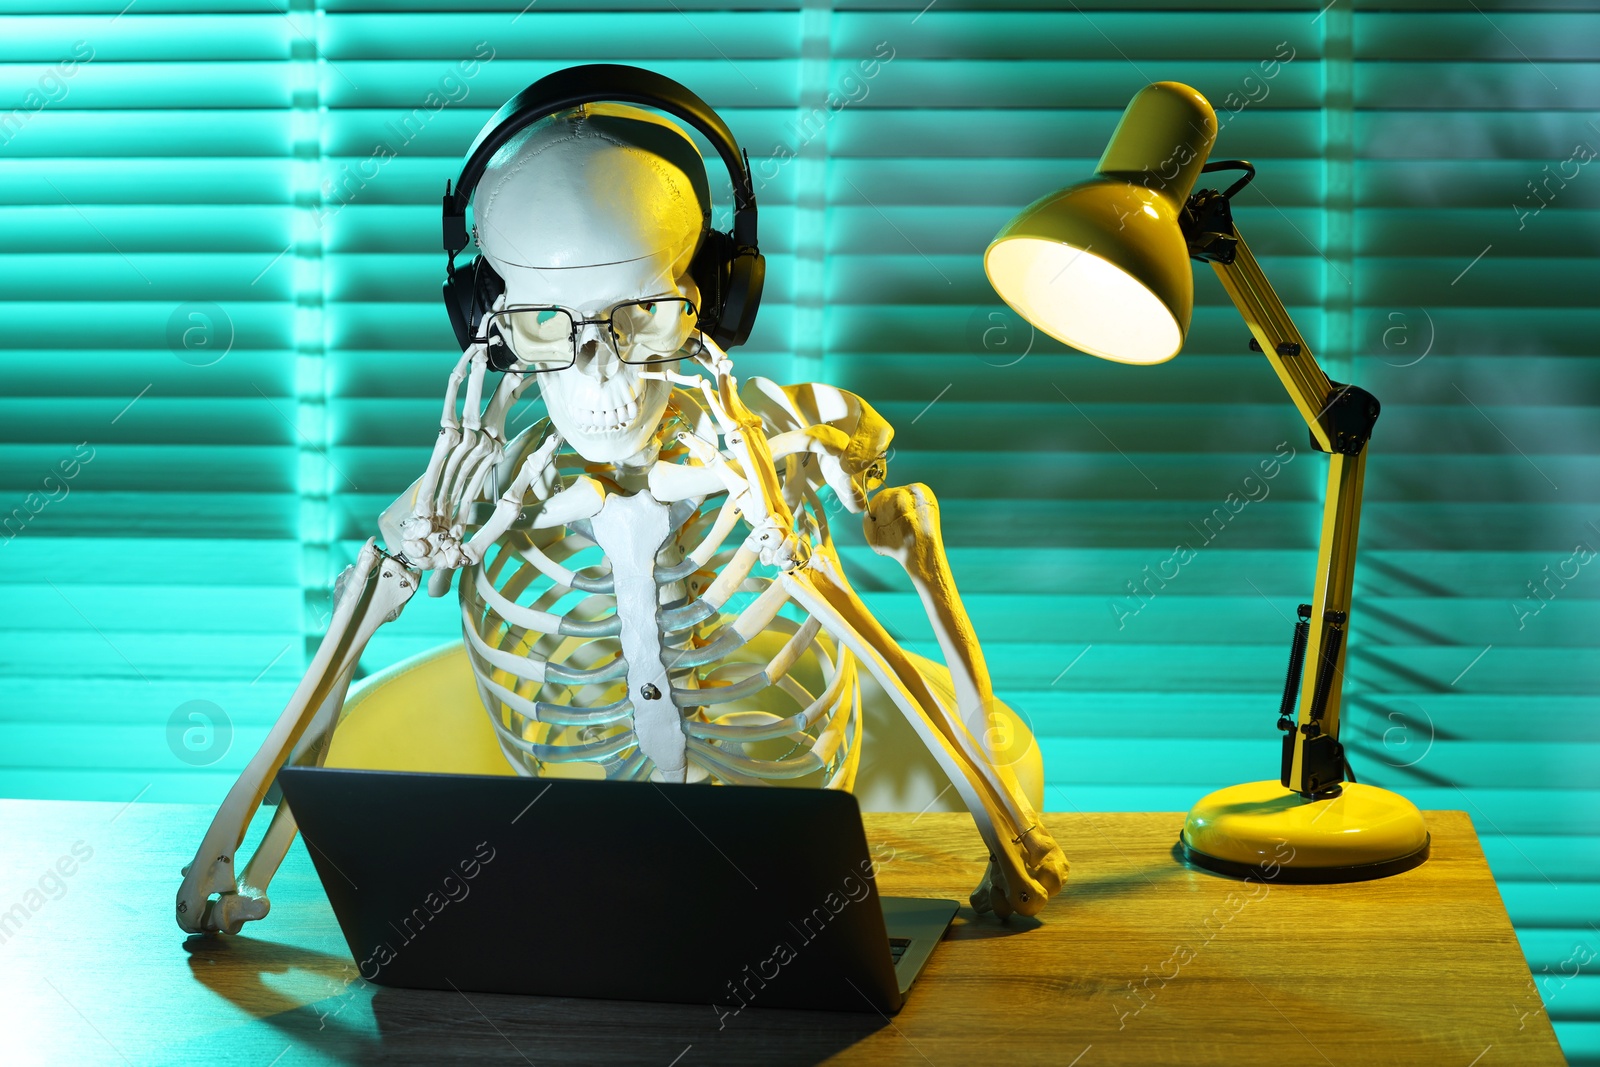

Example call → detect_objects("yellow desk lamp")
985 82 1430 882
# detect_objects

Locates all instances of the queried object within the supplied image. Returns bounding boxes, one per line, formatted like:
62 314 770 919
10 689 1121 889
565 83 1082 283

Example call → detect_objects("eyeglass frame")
477 295 702 373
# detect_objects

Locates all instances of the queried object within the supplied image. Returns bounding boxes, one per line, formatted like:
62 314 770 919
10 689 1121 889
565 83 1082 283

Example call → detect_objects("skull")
473 103 712 466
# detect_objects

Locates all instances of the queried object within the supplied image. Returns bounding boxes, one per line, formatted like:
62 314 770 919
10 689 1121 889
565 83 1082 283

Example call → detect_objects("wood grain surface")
0 800 1564 1066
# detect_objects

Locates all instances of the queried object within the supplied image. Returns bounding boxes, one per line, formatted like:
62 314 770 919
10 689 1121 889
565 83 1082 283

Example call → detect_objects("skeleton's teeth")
579 399 642 434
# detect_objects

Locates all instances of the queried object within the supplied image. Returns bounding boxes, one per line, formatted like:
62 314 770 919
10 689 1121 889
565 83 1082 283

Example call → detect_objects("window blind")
0 3 1593 1058
1 5 304 804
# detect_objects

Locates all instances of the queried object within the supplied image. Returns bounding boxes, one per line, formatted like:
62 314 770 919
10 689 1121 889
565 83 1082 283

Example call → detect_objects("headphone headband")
443 62 758 256
441 63 764 354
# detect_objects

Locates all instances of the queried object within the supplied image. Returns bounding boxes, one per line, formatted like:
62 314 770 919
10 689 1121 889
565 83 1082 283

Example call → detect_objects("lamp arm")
1206 226 1380 798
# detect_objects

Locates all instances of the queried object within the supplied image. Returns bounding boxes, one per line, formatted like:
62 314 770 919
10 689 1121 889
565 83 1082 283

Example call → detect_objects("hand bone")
969 857 1015 921
176 860 270 934
403 348 530 571
464 430 566 558
744 513 809 572
675 426 808 571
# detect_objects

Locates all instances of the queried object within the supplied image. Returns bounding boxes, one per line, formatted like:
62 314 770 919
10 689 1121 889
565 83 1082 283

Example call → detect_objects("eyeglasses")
481 297 699 373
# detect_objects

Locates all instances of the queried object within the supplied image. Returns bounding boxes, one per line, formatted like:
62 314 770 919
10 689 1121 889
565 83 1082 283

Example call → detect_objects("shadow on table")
941 858 1190 938
1068 856 1190 897
183 933 885 1065
370 985 885 1065
183 933 384 1061
946 904 1044 939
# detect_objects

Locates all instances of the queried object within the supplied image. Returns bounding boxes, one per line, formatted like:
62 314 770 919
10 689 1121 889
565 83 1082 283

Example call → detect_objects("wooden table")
0 801 1564 1066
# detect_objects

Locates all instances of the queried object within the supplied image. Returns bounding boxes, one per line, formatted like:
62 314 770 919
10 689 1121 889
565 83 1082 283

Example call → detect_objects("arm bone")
792 545 1067 919
862 482 1068 917
174 541 419 933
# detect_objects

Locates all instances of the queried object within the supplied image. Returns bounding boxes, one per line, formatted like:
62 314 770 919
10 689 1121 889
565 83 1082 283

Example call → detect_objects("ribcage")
458 478 861 788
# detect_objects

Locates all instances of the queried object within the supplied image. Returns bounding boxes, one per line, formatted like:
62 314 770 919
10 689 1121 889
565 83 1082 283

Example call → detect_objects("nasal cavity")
579 336 621 378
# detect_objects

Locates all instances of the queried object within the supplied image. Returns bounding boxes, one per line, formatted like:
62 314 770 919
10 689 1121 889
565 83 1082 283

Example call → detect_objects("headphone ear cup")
442 255 509 363
443 257 478 350
717 250 764 349
688 229 731 342
473 260 515 371
688 230 764 350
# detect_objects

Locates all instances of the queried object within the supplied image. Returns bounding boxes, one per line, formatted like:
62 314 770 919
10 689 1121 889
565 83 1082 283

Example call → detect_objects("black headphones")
442 63 764 370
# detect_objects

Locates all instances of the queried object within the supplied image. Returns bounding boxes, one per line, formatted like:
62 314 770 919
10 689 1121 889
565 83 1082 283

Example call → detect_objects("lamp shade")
985 82 1218 365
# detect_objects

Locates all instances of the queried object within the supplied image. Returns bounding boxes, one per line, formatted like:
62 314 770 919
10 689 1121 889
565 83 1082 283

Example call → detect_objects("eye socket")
486 307 575 372
611 298 696 364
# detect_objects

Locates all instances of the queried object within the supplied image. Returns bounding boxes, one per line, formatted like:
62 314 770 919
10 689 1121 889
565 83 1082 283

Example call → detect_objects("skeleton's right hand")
400 344 534 575
176 862 270 934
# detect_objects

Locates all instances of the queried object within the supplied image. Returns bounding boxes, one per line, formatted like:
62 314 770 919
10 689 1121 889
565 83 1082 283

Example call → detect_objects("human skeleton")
175 103 1067 936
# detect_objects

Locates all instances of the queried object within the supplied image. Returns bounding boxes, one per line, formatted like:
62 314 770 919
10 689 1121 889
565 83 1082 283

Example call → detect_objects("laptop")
275 767 958 1015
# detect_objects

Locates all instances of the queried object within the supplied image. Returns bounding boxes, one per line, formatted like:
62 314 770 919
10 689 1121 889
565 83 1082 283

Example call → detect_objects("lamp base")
1178 780 1430 884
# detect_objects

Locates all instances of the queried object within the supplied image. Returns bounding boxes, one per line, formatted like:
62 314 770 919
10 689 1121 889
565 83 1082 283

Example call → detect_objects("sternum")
587 491 685 781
